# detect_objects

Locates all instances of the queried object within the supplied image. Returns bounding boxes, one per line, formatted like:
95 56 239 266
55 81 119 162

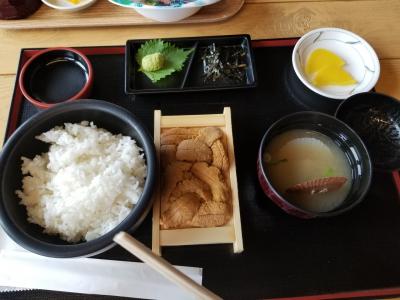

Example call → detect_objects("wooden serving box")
152 107 243 255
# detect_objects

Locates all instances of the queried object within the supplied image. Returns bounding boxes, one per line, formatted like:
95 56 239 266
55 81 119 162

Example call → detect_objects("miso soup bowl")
257 111 372 219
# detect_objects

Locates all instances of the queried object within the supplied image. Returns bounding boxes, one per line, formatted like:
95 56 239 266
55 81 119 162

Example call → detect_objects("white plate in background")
42 0 97 12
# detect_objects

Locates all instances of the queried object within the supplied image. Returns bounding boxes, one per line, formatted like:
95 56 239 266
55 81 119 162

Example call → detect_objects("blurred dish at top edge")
0 0 42 20
41 0 97 11
108 0 221 22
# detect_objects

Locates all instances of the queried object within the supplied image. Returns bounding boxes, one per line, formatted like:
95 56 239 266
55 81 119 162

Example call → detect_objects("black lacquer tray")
2 39 400 300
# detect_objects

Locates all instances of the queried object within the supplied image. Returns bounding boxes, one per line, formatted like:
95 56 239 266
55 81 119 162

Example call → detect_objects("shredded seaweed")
201 43 247 84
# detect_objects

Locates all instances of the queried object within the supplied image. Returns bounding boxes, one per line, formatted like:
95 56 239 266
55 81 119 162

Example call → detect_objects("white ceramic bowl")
292 27 380 100
42 0 97 12
108 0 220 22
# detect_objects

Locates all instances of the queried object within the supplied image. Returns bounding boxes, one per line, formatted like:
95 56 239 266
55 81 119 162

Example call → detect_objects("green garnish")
324 167 334 177
142 52 165 72
136 39 194 83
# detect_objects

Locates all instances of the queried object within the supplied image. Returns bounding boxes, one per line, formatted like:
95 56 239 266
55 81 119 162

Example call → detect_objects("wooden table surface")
0 0 399 143
0 1 400 299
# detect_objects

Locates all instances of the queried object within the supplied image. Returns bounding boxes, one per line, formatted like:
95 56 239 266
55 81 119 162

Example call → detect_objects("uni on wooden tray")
152 107 243 255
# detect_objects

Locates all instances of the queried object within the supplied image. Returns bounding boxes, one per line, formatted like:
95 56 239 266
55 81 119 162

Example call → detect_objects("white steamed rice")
15 121 147 243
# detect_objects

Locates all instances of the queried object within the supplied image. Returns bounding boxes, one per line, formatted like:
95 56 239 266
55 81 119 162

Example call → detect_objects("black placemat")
3 45 400 300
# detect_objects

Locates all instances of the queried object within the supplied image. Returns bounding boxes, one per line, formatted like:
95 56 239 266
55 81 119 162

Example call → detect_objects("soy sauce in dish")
29 57 89 104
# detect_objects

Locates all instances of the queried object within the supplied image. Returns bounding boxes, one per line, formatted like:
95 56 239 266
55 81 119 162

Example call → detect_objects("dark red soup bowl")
257 111 372 219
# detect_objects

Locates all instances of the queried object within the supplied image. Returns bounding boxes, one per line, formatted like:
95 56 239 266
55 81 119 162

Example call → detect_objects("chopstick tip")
113 231 128 244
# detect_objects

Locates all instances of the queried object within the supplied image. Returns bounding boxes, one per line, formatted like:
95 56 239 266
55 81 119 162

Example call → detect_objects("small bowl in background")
108 0 220 23
292 27 380 100
257 111 372 219
0 0 42 20
335 92 400 171
41 0 97 12
0 100 156 258
19 47 93 109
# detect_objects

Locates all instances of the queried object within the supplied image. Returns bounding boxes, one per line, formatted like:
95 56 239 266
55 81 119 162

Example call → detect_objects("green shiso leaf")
136 39 194 83
324 167 334 177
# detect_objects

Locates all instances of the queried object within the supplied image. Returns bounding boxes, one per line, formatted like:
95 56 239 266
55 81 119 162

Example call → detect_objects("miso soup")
264 129 352 213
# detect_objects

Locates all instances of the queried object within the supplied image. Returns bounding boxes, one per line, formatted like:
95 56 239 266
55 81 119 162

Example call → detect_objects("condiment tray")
3 39 400 300
125 35 257 94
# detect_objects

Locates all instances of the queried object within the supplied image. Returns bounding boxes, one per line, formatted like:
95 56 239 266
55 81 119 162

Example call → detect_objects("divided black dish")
125 35 257 94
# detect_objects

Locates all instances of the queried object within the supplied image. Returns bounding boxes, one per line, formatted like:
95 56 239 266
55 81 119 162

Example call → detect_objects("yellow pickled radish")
312 65 357 86
305 48 357 87
68 0 80 4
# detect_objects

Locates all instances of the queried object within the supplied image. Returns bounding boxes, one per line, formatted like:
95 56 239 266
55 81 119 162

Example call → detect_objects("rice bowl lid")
108 0 221 9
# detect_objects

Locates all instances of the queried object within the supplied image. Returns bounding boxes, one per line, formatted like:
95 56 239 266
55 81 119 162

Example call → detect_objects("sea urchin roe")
305 48 357 87
159 127 232 230
141 52 165 72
